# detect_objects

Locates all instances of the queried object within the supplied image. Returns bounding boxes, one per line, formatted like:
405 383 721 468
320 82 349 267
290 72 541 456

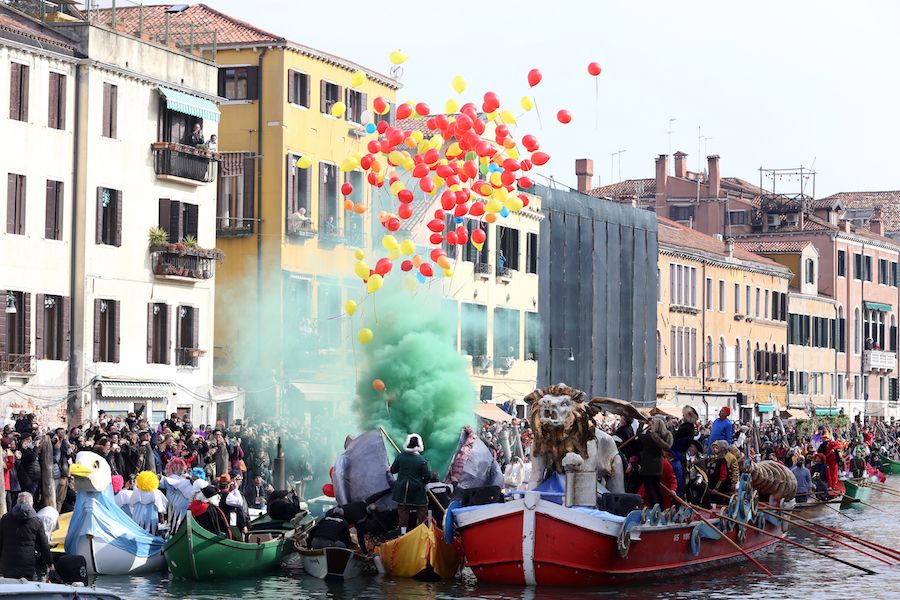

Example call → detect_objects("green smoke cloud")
353 279 476 474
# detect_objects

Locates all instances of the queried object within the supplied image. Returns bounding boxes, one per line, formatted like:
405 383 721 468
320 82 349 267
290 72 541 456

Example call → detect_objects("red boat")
448 490 784 586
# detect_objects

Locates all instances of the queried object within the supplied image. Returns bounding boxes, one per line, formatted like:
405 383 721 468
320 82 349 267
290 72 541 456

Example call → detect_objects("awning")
815 407 840 416
650 404 681 418
865 301 892 312
98 380 172 399
474 402 513 422
291 382 347 402
781 409 808 420
210 386 243 402
756 403 776 412
158 86 220 122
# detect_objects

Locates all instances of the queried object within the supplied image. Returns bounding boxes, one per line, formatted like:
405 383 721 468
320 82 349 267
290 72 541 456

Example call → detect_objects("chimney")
707 155 720 198
842 219 852 232
575 158 594 194
673 151 688 178
870 207 884 236
725 237 735 259
655 154 668 216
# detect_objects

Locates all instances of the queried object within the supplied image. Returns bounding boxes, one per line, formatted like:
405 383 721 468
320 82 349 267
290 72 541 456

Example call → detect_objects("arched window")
746 341 752 383
854 307 861 354
656 331 662 376
735 339 742 380
718 337 726 379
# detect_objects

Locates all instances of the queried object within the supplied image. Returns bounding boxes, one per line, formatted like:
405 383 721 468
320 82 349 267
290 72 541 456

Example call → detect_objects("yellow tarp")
50 511 72 552
375 523 460 578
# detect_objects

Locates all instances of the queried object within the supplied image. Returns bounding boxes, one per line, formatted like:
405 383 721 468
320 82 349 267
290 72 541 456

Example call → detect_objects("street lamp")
551 347 575 362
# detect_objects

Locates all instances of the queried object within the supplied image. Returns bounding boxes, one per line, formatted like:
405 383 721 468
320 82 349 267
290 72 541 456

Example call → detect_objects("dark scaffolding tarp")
535 184 658 407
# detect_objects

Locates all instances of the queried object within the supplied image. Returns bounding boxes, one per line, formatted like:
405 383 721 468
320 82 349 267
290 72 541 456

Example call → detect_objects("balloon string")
595 78 599 130
533 97 543 130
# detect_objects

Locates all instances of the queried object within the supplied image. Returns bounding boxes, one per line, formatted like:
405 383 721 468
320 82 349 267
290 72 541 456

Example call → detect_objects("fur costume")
647 415 673 449
524 383 595 466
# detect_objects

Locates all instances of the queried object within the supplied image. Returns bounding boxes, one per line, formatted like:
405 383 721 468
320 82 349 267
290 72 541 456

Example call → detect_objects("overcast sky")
201 0 900 196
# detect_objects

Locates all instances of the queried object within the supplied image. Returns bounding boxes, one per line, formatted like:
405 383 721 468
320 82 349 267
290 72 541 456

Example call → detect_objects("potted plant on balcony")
148 226 168 251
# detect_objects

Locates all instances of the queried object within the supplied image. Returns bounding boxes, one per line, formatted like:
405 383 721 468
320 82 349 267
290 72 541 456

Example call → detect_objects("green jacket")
390 452 431 507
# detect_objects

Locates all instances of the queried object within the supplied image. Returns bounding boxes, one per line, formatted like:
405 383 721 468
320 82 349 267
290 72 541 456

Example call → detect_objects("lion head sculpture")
524 383 596 473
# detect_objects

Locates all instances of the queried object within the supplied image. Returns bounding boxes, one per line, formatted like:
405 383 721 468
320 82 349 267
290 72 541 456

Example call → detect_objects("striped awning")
864 301 892 312
158 86 220 122
98 380 172 399
815 407 840 416
756 403 776 412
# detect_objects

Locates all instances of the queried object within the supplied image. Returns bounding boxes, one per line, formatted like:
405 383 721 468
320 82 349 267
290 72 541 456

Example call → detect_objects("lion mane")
525 384 596 473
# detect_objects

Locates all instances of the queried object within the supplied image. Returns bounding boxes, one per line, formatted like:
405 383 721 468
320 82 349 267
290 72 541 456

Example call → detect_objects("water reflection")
94 482 900 600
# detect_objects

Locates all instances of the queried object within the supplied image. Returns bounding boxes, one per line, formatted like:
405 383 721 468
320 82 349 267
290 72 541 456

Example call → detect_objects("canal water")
94 480 900 600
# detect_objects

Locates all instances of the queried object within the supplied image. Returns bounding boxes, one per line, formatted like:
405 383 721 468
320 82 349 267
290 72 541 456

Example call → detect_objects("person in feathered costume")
128 471 168 535
159 457 194 533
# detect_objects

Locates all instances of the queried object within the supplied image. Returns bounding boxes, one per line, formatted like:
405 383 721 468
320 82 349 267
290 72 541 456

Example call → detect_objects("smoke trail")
353 279 476 473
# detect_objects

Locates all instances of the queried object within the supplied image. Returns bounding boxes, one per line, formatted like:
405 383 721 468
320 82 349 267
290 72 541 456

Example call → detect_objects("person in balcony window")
498 250 507 272
324 216 338 237
290 208 311 233
187 123 204 147
206 134 218 152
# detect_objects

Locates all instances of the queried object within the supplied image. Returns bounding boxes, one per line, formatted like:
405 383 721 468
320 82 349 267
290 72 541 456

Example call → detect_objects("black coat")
672 422 696 454
16 447 40 489
0 503 52 579
307 514 352 548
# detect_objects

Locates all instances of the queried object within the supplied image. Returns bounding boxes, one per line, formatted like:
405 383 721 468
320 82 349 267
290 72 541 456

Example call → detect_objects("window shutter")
7 174 16 233
45 181 56 239
9 64 20 119
304 74 311 107
338 86 345 118
247 66 259 101
23 292 30 357
192 307 200 350
58 74 66 130
48 73 59 129
109 84 117 138
217 68 226 97
163 304 170 365
112 300 121 363
185 204 199 240
93 299 101 361
361 92 368 119
287 70 295 104
0 290 6 356
158 198 171 239
95 188 103 244
102 83 111 136
169 200 183 242
286 155 296 216
243 155 255 230
20 65 28 122
320 80 327 113
15 175 24 235
114 190 123 246
35 294 44 359
147 303 154 363
62 296 70 361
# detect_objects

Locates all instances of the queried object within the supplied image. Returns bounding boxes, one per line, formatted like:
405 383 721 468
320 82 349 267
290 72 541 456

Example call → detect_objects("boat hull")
880 459 900 476
300 547 371 580
76 534 166 576
842 479 872 501
163 514 293 580
454 494 783 586
375 523 460 580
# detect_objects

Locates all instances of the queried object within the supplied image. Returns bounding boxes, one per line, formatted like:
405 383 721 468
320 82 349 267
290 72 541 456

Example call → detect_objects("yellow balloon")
400 239 415 255
381 235 399 250
351 69 366 88
446 142 462 158
297 156 312 169
344 300 357 316
505 196 524 212
410 130 424 144
443 268 453 277
500 110 517 125
507 146 520 160
354 249 365 260
445 98 459 114
358 327 374 344
367 274 383 293
492 187 509 202
452 74 467 94
489 171 503 187
520 96 534 111
341 156 359 172
389 247 401 260
389 50 408 65
486 199 503 213
354 260 370 279
388 150 405 165
487 110 499 121
331 101 347 118
472 241 484 252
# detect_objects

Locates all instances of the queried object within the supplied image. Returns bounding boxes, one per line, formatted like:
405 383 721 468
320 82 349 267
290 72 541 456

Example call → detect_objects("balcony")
474 262 492 280
151 142 219 184
1 354 35 375
150 244 224 283
497 267 514 283
863 349 896 372
216 217 254 238
176 347 204 368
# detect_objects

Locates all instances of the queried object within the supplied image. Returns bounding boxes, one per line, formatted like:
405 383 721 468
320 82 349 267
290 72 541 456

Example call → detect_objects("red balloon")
454 203 468 217
401 260 413 271
463 161 478 180
375 257 393 275
522 135 539 151
386 217 401 232
373 97 388 113
396 103 412 120
518 176 533 189
429 248 445 262
434 209 445 219
423 148 440 164
360 155 373 170
376 120 388 134
322 483 335 497
415 102 430 116
429 233 443 245
475 141 494 157
557 110 572 124
427 219 445 233
412 163 430 178
446 231 458 245
455 114 473 131
532 151 551 166
469 202 485 217
419 263 434 277
440 191 456 211
588 62 602 76
472 118 486 136
527 68 542 87
518 193 530 207
471 227 486 244
502 158 521 172
398 189 414 204
341 182 353 196
456 230 468 245
483 91 500 109
500 171 516 186
520 159 533 171
398 203 413 219
367 140 381 154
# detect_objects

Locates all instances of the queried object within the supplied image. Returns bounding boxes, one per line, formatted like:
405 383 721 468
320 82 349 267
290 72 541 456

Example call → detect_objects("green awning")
158 87 220 122
756 404 776 412
864 301 891 312
815 407 840 415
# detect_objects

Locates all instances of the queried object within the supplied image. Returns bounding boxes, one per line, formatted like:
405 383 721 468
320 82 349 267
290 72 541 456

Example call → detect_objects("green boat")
840 478 871 508
164 513 294 580
880 459 900 476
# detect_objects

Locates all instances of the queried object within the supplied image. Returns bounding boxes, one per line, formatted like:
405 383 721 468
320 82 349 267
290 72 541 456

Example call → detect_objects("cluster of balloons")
332 52 602 377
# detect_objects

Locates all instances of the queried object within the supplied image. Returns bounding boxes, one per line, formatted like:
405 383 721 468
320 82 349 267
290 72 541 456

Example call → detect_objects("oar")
758 509 894 565
766 506 900 561
850 498 894 515
660 485 773 577
711 510 877 575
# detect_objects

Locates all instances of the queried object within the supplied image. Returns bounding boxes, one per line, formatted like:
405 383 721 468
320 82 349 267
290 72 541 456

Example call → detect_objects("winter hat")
111 474 125 494
404 433 424 453
165 457 187 476
720 406 731 417
190 467 207 480
200 485 219 500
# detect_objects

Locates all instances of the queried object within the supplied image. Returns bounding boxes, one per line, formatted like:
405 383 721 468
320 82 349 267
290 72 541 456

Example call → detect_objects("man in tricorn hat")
390 433 431 533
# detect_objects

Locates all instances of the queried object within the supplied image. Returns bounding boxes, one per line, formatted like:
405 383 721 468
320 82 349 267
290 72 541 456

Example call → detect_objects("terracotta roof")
722 177 765 198
92 4 283 45
822 191 900 232
734 240 811 254
657 217 786 270
589 178 656 199
773 213 835 233
0 5 77 52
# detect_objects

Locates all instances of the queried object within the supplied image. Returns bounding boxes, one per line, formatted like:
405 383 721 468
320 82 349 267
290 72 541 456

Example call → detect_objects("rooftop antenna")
610 149 626 183
667 117 676 174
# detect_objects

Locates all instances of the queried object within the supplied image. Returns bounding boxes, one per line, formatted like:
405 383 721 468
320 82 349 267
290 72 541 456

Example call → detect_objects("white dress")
128 489 168 535
161 474 195 533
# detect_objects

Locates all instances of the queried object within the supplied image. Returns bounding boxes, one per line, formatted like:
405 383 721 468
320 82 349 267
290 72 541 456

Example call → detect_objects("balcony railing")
151 142 219 183
216 217 254 237
150 244 223 282
863 349 896 372
176 347 204 368
1 353 36 375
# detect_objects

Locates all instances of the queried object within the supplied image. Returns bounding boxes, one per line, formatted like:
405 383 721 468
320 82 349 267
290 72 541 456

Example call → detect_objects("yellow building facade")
656 218 792 421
